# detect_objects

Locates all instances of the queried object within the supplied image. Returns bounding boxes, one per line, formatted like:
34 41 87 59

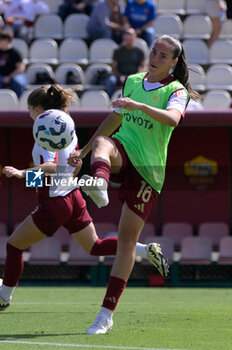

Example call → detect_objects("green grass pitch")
0 287 231 350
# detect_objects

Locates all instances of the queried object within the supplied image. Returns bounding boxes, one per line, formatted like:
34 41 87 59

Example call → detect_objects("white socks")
100 306 113 319
0 284 15 302
135 243 148 259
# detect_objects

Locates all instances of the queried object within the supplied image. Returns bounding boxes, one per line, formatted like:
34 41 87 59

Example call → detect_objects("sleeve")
166 89 189 117
13 49 23 63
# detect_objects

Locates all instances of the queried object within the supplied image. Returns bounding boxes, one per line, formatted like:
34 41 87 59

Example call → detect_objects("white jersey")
32 132 79 198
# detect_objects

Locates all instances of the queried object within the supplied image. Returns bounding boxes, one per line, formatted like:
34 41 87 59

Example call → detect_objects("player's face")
28 105 44 121
148 39 178 80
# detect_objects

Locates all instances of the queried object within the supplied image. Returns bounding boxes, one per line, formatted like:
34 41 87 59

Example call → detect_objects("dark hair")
157 35 201 100
0 29 13 42
27 84 74 110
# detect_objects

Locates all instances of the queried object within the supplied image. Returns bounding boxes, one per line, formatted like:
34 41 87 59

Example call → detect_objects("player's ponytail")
158 35 200 100
47 84 74 110
27 84 74 111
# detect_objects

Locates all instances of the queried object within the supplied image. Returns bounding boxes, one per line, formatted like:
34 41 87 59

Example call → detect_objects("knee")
93 135 111 149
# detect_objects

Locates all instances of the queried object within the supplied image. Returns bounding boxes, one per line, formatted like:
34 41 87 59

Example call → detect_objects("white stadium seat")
206 64 232 90
157 0 185 15
54 63 85 89
85 63 112 90
183 39 209 65
80 90 111 108
89 38 118 64
155 15 183 39
219 20 232 39
185 0 205 15
19 89 34 109
64 14 89 39
12 38 29 64
34 14 63 39
135 38 150 59
0 89 19 109
202 90 231 110
59 38 89 66
209 40 232 64
188 63 206 92
183 15 212 40
29 39 58 64
26 63 54 88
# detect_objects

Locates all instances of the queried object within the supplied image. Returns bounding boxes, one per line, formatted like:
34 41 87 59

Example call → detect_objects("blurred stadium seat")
198 222 230 251
84 63 112 90
183 15 212 40
89 38 118 64
26 63 54 89
183 39 209 64
0 89 19 109
155 15 183 39
33 14 63 39
12 38 29 64
188 63 206 91
218 237 232 264
157 0 185 15
64 14 89 39
29 38 58 64
209 40 232 64
80 90 111 108
185 0 205 15
202 90 231 110
29 237 62 265
54 63 85 89
162 222 194 251
180 237 212 264
206 64 232 90
59 38 89 66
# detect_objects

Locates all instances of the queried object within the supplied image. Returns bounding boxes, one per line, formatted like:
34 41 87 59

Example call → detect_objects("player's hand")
72 159 82 177
112 97 142 111
67 149 85 167
2 166 25 178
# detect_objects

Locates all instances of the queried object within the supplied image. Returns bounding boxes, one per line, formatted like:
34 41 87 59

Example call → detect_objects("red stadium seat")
29 237 61 265
198 222 229 251
162 222 193 251
180 237 212 264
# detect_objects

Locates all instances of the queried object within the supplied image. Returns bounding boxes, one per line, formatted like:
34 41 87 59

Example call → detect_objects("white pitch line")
0 340 187 350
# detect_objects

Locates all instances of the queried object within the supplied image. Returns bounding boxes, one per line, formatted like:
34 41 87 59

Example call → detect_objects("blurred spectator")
87 0 125 43
106 27 147 97
205 0 227 47
122 0 156 47
0 29 27 97
58 0 94 21
226 0 232 18
0 0 50 41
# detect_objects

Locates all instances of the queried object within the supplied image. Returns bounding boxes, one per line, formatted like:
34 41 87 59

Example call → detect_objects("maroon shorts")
32 189 92 236
111 138 158 222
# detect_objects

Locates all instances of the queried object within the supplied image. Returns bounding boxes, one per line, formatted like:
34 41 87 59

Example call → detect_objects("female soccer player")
0 84 166 310
68 35 200 334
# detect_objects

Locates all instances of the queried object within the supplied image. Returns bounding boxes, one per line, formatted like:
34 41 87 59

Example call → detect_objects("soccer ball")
33 109 75 151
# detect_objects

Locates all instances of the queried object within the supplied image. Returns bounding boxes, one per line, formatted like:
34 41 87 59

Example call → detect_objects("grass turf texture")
0 287 231 350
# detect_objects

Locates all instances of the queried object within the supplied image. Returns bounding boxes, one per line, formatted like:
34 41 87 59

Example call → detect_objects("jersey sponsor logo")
134 203 144 213
25 169 44 188
124 113 153 130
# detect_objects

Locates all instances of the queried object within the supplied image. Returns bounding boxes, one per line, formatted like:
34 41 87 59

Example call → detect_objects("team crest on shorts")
25 169 44 188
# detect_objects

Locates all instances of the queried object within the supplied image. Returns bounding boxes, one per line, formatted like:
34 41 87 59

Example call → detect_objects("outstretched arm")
3 161 57 179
